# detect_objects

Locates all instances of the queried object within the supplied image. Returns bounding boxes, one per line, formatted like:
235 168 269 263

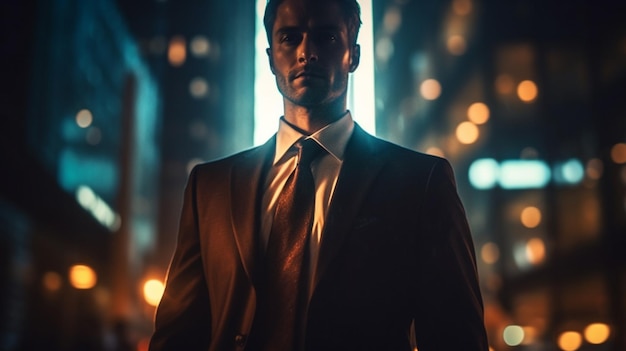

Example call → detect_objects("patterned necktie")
255 138 323 351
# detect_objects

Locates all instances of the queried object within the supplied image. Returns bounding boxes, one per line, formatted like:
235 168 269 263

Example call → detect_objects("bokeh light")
143 279 165 307
611 143 626 164
525 238 546 265
452 0 472 16
517 80 538 102
69 265 97 290
467 102 490 124
189 77 209 98
495 74 515 95
558 331 582 351
383 6 402 35
190 35 210 57
584 323 610 344
42 271 63 292
586 158 603 180
75 109 93 128
420 79 442 100
168 36 187 67
503 325 525 346
456 121 479 144
447 35 467 55
520 206 542 228
481 242 500 264
425 146 445 158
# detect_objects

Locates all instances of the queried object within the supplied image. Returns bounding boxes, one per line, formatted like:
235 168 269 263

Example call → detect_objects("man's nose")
298 35 318 64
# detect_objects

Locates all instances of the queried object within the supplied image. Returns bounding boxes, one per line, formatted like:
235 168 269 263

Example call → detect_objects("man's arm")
149 167 212 350
413 158 488 350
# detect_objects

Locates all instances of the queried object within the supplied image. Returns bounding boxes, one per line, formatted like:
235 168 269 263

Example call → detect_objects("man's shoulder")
188 142 271 180
360 131 445 167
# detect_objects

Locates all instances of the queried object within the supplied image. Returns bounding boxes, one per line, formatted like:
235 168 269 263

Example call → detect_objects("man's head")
264 0 362 47
264 0 362 110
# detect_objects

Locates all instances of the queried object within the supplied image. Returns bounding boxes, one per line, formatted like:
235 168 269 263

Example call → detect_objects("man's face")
267 0 360 108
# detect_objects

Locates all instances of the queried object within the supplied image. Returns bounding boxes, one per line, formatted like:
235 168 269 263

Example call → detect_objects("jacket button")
234 334 247 347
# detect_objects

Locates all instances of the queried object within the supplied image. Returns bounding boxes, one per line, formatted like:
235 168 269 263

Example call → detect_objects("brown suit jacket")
149 125 488 351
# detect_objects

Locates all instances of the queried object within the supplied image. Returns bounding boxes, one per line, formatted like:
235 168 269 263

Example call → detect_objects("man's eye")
280 34 301 44
318 33 336 42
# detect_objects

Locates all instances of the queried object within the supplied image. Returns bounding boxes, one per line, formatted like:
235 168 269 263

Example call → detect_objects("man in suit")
149 0 488 350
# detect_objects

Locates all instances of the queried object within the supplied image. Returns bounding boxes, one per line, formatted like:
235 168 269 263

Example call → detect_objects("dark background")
2 0 625 350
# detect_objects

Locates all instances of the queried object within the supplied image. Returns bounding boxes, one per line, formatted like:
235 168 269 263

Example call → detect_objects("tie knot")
296 138 323 167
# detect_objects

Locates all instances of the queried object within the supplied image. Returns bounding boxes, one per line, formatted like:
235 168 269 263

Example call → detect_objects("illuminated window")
254 0 376 144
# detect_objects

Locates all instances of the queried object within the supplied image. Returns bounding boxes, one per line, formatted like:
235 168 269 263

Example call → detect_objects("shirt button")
234 334 247 347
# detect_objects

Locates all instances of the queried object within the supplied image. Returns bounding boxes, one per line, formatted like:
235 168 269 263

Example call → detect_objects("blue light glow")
468 158 499 189
554 159 585 185
468 158 585 190
499 160 551 189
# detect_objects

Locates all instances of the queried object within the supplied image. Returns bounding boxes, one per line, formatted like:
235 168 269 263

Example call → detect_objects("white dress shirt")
260 111 355 294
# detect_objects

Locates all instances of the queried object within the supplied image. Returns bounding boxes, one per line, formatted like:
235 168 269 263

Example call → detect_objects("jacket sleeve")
412 158 489 350
149 167 212 350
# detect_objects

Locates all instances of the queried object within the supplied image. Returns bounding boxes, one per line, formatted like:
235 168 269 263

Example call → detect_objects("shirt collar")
274 111 355 165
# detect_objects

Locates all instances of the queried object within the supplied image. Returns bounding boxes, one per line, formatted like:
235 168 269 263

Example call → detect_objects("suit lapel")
230 137 275 282
313 125 385 289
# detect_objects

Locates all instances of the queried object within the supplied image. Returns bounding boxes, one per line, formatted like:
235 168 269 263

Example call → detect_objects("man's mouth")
293 71 324 80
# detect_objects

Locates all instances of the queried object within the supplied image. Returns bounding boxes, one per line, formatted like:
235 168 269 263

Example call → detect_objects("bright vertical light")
348 0 376 136
254 0 283 145
254 0 376 145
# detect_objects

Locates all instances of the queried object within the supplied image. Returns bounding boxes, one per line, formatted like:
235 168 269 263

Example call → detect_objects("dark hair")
263 0 362 46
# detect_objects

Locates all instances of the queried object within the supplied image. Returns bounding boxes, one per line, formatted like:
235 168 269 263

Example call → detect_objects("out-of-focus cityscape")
1 0 625 350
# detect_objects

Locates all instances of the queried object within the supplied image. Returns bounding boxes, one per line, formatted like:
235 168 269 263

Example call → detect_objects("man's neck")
282 100 347 135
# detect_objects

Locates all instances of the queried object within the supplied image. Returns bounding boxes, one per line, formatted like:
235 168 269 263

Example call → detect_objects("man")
149 0 488 350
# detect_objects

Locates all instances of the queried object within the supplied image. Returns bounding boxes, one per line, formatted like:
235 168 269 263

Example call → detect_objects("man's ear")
266 47 276 74
349 44 360 72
